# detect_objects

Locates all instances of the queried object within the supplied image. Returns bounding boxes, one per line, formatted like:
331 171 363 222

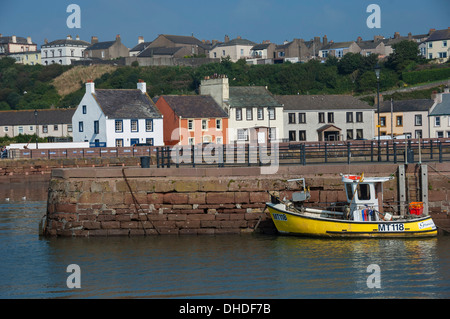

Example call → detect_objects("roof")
251 43 272 50
138 46 184 57
430 93 450 116
275 95 373 111
214 38 256 48
130 42 152 52
158 95 228 118
42 39 90 47
93 90 162 119
160 34 203 45
426 29 450 42
0 36 35 45
0 109 75 126
85 41 116 51
228 87 283 108
357 40 384 50
379 99 434 113
320 41 355 50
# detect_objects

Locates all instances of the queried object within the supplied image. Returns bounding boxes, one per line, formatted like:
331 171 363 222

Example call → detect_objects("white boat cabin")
342 174 394 221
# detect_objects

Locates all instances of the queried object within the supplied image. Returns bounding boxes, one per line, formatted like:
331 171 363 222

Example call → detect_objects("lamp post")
34 109 38 149
374 63 381 162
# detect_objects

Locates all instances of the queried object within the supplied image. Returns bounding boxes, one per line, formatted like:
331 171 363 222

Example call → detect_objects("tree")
386 40 421 72
338 53 363 75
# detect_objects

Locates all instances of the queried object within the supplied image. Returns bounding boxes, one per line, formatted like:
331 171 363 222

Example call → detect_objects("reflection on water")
1 192 450 299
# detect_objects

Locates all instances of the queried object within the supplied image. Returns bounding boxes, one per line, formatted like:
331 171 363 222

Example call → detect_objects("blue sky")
0 0 448 48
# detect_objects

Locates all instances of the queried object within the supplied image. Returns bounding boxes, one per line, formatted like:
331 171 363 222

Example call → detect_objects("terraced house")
72 80 163 147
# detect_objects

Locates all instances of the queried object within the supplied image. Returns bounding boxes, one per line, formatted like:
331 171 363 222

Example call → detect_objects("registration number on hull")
378 223 404 232
273 213 288 221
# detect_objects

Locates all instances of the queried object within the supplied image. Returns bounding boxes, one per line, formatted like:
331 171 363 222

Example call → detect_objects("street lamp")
374 63 381 162
34 109 38 149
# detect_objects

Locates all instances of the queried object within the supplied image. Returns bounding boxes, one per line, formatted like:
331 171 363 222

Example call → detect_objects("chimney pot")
86 81 95 94
138 36 144 44
12 35 16 43
27 36 32 44
67 35 72 40
137 80 146 94
76 35 80 40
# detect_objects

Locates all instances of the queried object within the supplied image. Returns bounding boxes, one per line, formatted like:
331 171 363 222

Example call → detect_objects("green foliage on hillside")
0 40 448 110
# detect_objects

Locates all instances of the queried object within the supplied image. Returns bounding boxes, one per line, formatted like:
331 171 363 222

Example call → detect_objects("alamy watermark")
67 4 81 29
366 4 381 29
366 264 381 289
66 264 81 289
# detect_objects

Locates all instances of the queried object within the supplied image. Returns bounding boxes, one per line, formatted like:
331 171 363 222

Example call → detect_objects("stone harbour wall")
44 163 450 237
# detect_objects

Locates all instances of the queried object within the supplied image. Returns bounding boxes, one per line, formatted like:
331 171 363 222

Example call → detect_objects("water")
1 185 450 299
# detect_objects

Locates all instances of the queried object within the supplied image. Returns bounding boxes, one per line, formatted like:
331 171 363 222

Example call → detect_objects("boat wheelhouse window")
358 184 370 200
346 184 353 201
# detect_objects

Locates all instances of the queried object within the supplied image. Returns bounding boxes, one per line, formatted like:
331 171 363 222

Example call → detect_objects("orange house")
154 95 229 146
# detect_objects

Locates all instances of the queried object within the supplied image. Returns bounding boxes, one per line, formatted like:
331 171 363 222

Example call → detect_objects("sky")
0 0 448 49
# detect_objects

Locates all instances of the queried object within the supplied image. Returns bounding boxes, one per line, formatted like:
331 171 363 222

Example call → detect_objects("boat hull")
267 203 438 238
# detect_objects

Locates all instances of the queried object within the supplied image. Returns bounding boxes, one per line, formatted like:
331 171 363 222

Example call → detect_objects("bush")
402 67 450 85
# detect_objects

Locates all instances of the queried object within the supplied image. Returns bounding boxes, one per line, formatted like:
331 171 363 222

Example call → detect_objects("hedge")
402 67 450 85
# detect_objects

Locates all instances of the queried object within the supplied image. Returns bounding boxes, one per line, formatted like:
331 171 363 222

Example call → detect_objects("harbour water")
0 183 450 299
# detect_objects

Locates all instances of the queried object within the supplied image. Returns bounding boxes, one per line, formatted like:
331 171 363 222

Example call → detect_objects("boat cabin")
342 174 393 221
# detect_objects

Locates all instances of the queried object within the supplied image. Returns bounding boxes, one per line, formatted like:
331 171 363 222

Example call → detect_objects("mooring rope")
121 168 160 235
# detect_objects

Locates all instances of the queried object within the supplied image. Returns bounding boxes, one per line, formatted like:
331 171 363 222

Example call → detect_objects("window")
115 120 123 133
146 119 153 132
68 124 73 132
435 117 441 127
202 119 208 130
269 128 276 140
298 113 306 124
288 113 296 124
222 50 226 56
257 108 264 120
428 42 433 48
415 130 422 139
216 119 222 130
240 49 244 56
415 115 422 126
327 112 334 123
82 105 87 114
299 130 306 141
443 40 448 47
54 124 58 131
188 119 194 131
146 138 154 146
318 112 325 123
356 112 363 122
268 108 275 120
289 131 296 141
18 126 24 134
236 108 242 121
380 116 386 127
347 129 354 140
188 137 195 145
4 127 8 132
357 184 371 200
396 116 403 127
429 53 433 59
237 129 248 141
346 112 353 123
356 129 363 140
438 52 448 59
94 121 99 134
78 122 83 132
437 131 444 138
246 108 253 121
214 52 217 58
131 120 138 132
115 139 123 147
216 137 223 144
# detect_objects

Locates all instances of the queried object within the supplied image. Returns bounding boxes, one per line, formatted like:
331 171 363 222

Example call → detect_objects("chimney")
138 36 144 44
27 36 32 44
116 34 121 43
44 38 48 44
429 28 436 35
91 36 98 44
314 36 320 44
431 91 442 104
394 32 400 39
374 94 384 105
408 32 412 40
0 34 2 38
67 35 72 40
444 86 449 93
374 35 383 42
357 36 362 43
137 79 146 94
76 35 80 41
12 35 16 43
224 35 230 43
200 76 229 110
323 35 328 46
86 80 95 94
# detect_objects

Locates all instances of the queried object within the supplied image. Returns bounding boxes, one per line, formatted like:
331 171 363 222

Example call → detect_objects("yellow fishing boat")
266 174 437 238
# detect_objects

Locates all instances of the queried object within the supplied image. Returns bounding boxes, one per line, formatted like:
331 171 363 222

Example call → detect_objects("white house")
41 35 90 65
275 95 375 142
209 36 256 62
200 76 284 143
72 80 164 147
429 88 450 138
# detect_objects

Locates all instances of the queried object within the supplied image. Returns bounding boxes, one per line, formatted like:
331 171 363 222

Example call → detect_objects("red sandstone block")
229 214 245 220
148 214 167 221
78 214 96 221
55 203 77 214
215 228 241 235
82 221 101 230
129 229 146 236
249 192 269 203
78 192 102 204
429 191 446 202
101 221 121 229
197 228 215 235
163 193 188 205
116 214 132 222
176 220 201 229
168 214 187 221
147 193 164 204
97 214 116 222
179 229 198 235
206 192 234 204
52 212 78 222
107 229 130 236
103 192 124 206
153 220 177 228
200 220 218 228
187 192 206 204
157 228 179 235
234 192 250 204
215 214 230 221
187 214 215 221
88 229 109 237
219 220 248 228
120 221 140 229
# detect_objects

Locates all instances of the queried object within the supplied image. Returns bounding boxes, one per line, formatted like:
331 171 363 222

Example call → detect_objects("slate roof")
275 95 373 111
161 35 203 45
42 39 90 47
320 41 355 50
228 87 282 108
251 43 271 50
93 90 162 119
426 29 450 42
379 99 434 113
85 41 116 51
357 40 384 50
158 95 228 118
138 46 184 57
430 93 450 116
213 38 256 48
0 109 75 126
0 36 35 45
130 42 152 52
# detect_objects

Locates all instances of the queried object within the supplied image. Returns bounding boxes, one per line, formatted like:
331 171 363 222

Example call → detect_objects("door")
258 131 266 144
130 139 139 146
